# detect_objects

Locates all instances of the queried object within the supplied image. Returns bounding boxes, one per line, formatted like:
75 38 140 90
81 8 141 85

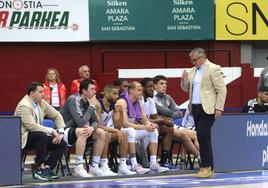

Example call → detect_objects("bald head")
79 65 90 80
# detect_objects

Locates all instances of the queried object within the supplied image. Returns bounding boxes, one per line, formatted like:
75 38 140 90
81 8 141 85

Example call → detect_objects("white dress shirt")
192 63 205 104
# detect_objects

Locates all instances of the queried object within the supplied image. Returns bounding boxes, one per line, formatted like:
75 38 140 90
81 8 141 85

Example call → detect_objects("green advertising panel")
89 0 214 40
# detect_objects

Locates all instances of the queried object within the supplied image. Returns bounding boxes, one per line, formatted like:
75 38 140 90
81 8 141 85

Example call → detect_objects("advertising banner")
89 0 214 40
0 117 21 186
212 114 268 172
216 0 268 40
0 0 89 41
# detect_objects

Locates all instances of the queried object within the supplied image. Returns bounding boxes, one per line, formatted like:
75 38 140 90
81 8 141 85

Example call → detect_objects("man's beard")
145 92 154 98
148 93 154 98
108 98 116 104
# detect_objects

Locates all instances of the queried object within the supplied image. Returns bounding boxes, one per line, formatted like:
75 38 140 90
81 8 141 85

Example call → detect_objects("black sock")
160 149 170 164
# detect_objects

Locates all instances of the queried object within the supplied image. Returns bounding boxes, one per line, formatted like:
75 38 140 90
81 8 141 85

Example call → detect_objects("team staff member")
71 65 99 94
43 68 67 110
71 65 101 121
15 82 66 181
181 48 227 178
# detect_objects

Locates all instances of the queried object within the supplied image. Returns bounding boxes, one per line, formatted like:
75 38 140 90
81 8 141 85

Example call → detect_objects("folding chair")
108 141 119 172
83 140 94 172
172 139 198 170
43 119 71 176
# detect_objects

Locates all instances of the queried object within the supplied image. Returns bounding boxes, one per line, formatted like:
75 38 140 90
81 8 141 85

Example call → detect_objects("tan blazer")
14 95 65 149
181 60 227 114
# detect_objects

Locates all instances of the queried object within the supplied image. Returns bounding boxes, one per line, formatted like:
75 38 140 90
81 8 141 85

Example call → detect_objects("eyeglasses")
190 56 202 64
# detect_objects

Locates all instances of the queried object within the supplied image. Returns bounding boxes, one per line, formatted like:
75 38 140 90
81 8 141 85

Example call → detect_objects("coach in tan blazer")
181 48 227 178
16 95 65 149
14 82 66 180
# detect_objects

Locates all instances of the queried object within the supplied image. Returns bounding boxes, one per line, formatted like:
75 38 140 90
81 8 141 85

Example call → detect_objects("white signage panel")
0 0 89 41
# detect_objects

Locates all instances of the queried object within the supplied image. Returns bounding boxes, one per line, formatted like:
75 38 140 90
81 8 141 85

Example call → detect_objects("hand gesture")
52 130 64 144
115 103 123 112
182 70 188 80
215 109 222 119
145 124 155 132
83 125 94 137
160 119 174 127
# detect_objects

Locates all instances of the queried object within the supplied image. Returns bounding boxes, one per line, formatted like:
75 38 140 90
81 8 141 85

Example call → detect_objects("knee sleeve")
124 127 136 143
149 129 159 143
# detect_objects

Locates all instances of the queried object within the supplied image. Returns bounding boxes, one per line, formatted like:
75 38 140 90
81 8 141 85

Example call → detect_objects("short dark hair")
153 75 167 84
103 84 117 95
27 82 43 95
258 86 268 92
114 78 127 86
79 79 95 94
140 77 153 88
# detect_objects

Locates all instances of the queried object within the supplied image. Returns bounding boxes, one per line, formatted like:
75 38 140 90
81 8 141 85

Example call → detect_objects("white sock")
92 156 100 168
150 155 157 166
119 158 127 167
76 155 83 165
130 157 137 167
100 158 109 166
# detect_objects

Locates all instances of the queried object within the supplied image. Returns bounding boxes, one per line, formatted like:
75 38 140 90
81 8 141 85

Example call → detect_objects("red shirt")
43 82 67 108
71 79 99 95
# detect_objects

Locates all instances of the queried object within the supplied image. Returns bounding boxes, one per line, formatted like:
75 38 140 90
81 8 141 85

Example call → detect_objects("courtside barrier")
213 114 268 172
0 116 21 186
